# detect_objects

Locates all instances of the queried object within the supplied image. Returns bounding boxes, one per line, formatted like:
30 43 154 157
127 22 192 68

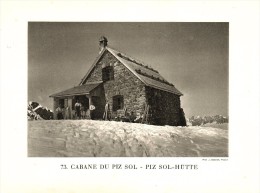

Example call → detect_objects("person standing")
56 104 63 120
64 105 70 119
81 105 86 119
103 102 109 120
75 100 82 119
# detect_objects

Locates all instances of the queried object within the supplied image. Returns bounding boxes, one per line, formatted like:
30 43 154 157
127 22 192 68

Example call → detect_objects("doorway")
91 96 104 119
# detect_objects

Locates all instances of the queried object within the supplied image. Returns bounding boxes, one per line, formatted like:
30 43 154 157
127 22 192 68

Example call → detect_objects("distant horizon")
27 100 229 119
28 22 228 118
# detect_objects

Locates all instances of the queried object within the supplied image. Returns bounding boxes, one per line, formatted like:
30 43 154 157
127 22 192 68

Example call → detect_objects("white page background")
0 1 259 193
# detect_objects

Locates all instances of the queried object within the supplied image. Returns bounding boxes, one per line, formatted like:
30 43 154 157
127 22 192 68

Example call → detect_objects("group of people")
74 101 87 119
55 105 69 120
55 100 89 120
55 100 143 122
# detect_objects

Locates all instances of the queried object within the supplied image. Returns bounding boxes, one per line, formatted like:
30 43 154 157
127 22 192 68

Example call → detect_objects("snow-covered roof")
50 81 103 97
79 46 183 96
107 47 183 96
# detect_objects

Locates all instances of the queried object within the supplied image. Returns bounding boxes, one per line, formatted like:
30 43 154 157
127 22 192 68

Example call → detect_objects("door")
91 96 103 120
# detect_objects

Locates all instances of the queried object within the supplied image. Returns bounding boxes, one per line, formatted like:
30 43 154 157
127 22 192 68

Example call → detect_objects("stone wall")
85 51 146 118
82 50 186 125
145 86 185 126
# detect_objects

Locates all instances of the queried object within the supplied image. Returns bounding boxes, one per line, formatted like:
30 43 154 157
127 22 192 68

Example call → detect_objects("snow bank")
28 120 228 157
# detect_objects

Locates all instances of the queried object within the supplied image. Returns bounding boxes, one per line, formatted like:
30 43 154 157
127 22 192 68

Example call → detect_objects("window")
102 66 114 81
113 95 124 111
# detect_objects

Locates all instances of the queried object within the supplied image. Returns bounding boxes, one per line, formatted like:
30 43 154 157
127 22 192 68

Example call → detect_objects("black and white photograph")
28 22 228 157
1 1 260 193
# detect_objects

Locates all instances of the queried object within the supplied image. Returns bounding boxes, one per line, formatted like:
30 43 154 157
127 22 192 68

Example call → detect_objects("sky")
28 22 228 118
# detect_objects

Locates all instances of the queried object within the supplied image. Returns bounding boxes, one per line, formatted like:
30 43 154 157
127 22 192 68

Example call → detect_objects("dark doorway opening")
58 99 65 108
73 95 89 110
91 96 103 120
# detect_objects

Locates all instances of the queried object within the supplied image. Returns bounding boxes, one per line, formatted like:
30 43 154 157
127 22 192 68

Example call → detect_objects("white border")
1 1 259 193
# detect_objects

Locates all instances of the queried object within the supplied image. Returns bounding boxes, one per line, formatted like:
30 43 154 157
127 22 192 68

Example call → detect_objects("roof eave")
49 92 90 98
77 46 183 97
107 47 183 96
50 81 103 98
79 48 107 86
107 47 148 85
145 84 183 96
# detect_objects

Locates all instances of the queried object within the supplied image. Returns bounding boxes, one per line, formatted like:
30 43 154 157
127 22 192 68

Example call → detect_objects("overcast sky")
28 22 228 117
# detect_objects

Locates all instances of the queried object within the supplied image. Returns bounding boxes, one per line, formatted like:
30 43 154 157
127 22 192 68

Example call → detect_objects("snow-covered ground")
28 120 228 157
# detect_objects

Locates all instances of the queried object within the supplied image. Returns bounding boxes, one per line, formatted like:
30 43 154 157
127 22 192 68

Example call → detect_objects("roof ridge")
107 47 177 87
77 46 183 96
79 48 107 85
107 46 159 74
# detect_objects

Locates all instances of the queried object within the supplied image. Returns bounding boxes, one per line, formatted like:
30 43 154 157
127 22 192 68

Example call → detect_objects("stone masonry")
85 50 146 118
51 37 186 126
145 86 184 126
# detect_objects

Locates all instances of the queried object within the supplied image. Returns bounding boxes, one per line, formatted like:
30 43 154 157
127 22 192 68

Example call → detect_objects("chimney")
99 36 108 53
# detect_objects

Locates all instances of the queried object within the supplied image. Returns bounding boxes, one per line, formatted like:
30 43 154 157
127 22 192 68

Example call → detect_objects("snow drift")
28 120 228 157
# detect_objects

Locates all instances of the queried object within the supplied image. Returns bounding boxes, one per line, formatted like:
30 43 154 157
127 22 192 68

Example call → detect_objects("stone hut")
50 37 186 126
